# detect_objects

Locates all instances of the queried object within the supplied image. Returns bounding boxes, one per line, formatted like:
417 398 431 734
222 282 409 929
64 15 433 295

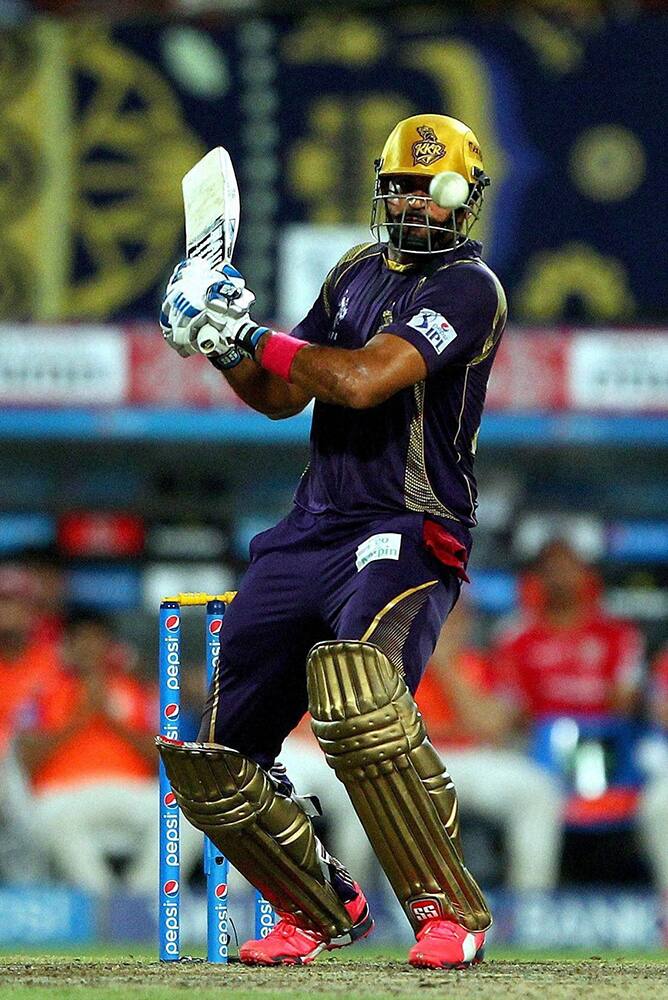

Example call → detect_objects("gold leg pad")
307 641 491 933
156 737 352 938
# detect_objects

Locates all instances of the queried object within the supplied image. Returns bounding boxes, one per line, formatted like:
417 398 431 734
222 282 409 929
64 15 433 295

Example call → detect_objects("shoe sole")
240 908 375 967
409 944 485 970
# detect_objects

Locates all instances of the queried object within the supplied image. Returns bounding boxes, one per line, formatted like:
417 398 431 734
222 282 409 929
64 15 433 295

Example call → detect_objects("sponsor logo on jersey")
406 309 457 355
355 533 402 572
412 126 446 167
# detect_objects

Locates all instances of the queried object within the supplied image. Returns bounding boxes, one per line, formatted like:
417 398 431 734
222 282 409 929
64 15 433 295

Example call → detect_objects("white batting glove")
159 259 254 361
205 265 255 321
196 313 255 357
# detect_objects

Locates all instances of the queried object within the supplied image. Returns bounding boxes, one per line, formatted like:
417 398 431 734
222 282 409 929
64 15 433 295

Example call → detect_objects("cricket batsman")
157 114 506 969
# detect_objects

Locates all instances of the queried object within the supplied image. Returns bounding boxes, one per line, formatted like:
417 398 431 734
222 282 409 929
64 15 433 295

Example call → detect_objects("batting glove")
160 259 255 361
196 312 270 361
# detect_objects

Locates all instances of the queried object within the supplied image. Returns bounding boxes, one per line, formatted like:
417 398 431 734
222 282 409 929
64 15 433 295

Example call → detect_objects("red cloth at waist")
422 520 470 583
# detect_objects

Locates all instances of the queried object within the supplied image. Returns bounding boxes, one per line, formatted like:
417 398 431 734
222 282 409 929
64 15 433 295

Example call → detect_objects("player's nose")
405 191 429 206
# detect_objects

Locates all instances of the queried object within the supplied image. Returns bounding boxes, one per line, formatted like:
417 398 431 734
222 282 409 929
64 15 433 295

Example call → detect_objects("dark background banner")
1 11 664 323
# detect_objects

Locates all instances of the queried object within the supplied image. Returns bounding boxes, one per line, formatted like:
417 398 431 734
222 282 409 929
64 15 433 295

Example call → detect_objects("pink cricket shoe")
238 883 373 966
408 918 486 969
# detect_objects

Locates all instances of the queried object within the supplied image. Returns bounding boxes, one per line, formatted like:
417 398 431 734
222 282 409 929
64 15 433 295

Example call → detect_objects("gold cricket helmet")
371 113 490 255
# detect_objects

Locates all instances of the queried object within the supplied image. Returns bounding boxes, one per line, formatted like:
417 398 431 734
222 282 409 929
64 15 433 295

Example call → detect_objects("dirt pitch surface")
1 954 668 1000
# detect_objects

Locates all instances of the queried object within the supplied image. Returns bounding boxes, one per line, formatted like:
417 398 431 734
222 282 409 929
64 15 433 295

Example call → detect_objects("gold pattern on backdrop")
0 22 203 321
287 95 414 225
516 242 635 321
0 27 41 318
569 126 646 203
284 18 505 249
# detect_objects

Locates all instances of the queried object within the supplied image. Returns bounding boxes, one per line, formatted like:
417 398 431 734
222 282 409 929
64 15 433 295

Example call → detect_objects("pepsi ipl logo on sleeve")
406 309 457 354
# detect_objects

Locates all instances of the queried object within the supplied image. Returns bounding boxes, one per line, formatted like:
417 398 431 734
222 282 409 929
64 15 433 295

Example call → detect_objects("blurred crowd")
0 539 667 904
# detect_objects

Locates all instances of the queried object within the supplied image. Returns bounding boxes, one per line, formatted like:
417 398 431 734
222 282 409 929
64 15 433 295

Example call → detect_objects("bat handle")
197 323 222 355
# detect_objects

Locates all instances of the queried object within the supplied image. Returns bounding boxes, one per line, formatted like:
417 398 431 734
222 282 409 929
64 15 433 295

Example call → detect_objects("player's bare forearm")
221 357 312 418
256 331 426 409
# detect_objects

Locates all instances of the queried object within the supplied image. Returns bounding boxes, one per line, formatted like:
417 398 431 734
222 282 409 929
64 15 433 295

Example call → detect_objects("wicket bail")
158 592 275 962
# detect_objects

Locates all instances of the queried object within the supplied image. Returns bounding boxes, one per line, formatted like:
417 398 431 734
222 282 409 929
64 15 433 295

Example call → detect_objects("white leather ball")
428 171 470 208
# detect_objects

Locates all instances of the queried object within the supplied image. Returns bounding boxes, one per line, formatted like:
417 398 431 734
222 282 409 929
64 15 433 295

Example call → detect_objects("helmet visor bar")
370 174 488 255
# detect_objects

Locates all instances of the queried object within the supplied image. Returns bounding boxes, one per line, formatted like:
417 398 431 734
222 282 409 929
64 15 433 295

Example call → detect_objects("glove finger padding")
166 257 225 294
206 283 255 320
307 640 491 935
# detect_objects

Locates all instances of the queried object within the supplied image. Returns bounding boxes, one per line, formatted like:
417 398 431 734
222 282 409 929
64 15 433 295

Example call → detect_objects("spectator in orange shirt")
0 565 59 751
0 565 58 883
416 600 564 890
23 548 68 646
16 610 200 894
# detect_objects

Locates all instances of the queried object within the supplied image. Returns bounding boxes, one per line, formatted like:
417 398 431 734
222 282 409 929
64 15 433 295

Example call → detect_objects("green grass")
1 946 667 1000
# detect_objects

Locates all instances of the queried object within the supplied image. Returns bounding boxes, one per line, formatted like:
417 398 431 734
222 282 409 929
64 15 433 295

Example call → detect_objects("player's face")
384 175 456 252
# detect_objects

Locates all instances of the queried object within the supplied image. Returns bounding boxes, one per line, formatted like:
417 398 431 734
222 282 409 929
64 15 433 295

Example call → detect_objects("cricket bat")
182 146 240 267
181 147 241 354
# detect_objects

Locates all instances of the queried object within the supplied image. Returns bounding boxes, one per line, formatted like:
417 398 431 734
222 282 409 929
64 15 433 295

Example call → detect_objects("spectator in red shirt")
494 540 644 722
638 648 668 901
491 540 646 833
417 600 564 890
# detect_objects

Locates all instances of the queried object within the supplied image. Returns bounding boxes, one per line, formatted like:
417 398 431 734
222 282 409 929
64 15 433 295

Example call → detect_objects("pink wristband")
260 331 307 381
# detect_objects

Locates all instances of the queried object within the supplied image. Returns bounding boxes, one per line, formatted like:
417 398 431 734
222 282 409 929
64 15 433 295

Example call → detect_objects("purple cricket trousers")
198 506 461 769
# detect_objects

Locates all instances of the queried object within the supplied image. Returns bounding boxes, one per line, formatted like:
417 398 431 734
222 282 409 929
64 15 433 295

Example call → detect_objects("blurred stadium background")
0 0 667 957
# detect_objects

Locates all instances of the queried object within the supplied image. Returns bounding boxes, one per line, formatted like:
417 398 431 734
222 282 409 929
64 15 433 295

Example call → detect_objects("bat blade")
182 147 240 267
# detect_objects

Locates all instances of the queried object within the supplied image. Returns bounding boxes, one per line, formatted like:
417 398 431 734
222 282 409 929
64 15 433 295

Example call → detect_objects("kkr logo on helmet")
412 125 446 167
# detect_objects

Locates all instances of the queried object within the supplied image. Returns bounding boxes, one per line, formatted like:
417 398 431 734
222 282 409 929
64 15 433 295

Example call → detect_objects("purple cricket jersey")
291 239 507 554
198 239 507 767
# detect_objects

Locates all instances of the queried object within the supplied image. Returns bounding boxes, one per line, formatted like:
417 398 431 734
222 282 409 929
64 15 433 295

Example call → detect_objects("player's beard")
386 209 456 253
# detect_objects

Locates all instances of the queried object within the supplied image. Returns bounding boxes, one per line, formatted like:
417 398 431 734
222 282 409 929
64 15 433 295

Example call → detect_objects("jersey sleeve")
290 279 332 345
290 242 378 345
382 261 506 374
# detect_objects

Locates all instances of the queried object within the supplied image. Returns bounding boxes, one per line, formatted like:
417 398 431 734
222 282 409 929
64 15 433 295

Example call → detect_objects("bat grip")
197 323 222 355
